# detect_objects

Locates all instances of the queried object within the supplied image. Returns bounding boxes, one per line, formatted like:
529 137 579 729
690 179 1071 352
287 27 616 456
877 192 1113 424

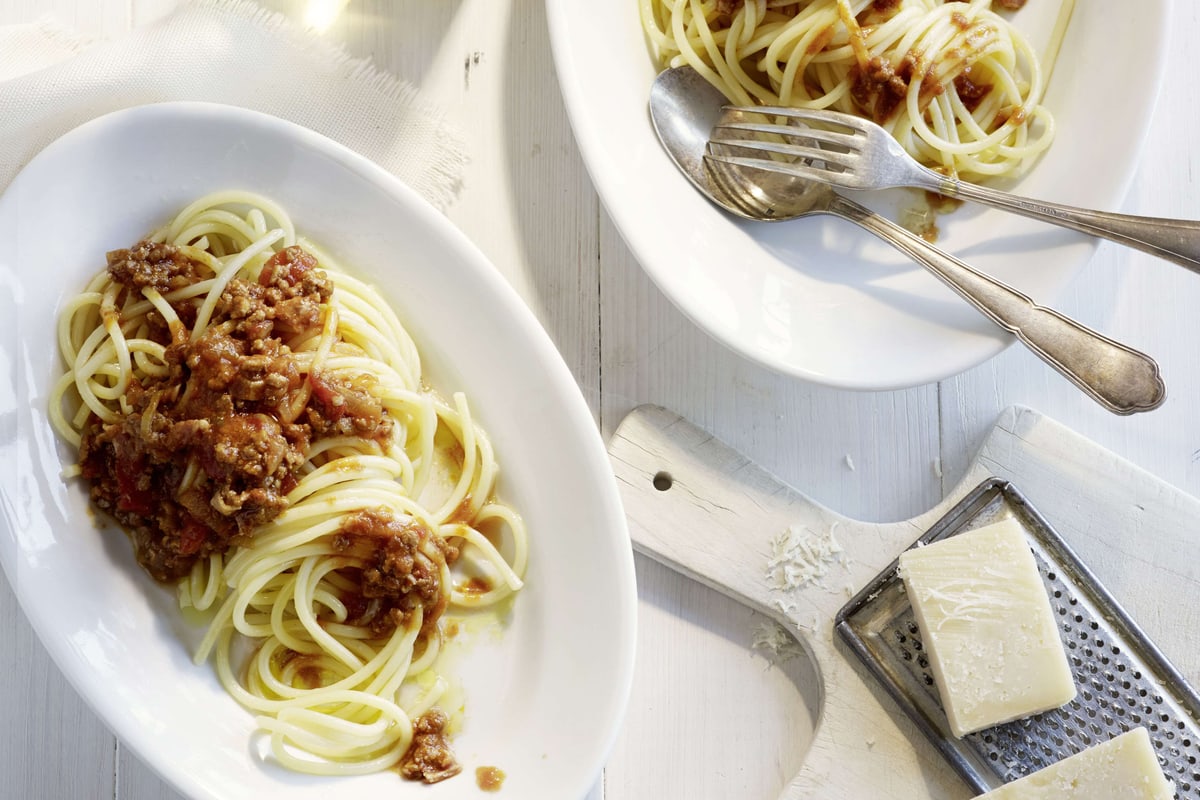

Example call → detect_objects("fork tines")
708 105 864 177
725 104 872 132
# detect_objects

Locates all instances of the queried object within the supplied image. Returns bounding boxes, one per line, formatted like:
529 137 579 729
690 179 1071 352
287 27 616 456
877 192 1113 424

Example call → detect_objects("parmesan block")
976 727 1174 799
898 518 1075 737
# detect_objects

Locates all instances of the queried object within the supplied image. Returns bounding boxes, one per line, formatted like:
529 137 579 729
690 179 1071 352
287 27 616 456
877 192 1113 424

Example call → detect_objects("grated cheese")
751 621 804 663
765 521 847 591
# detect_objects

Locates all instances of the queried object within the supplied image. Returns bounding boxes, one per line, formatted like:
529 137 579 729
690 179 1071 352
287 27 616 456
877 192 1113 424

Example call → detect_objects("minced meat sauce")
85 240 466 783
841 1 1026 124
81 242 394 582
331 508 457 638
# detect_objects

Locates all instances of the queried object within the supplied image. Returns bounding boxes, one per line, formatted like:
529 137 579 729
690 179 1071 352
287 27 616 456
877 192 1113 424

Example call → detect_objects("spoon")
648 65 1165 416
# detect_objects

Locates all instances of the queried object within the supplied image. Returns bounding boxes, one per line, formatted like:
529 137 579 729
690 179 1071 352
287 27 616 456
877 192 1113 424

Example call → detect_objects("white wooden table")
3 2 1199 798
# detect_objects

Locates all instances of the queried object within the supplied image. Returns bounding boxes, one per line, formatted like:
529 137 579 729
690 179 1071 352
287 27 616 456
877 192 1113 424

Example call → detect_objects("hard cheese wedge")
899 517 1075 737
976 727 1174 798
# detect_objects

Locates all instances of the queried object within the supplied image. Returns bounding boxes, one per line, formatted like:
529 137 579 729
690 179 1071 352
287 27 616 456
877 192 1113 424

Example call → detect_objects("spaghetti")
49 191 528 781
640 0 1075 180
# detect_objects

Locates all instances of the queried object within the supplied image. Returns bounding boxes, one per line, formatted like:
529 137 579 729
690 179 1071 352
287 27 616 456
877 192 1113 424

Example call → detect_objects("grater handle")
609 405 971 799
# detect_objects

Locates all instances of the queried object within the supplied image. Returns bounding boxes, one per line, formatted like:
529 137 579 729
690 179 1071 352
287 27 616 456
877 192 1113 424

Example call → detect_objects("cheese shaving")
766 521 847 591
751 621 803 663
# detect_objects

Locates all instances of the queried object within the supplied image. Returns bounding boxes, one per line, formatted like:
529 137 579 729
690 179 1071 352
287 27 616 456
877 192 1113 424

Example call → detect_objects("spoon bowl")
647 66 1165 416
649 65 831 222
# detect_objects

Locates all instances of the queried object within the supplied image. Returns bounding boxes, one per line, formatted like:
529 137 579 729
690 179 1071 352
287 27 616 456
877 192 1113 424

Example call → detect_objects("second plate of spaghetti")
548 0 1170 388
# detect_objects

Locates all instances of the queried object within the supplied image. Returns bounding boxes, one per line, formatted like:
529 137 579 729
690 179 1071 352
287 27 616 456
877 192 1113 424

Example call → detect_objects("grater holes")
867 531 1200 797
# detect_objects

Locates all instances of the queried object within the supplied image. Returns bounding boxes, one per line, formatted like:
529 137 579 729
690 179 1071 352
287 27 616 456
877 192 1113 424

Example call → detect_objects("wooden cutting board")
608 404 1200 799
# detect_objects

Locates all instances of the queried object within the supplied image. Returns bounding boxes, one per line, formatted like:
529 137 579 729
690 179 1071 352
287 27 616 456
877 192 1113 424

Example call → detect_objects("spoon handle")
915 168 1200 273
830 195 1165 415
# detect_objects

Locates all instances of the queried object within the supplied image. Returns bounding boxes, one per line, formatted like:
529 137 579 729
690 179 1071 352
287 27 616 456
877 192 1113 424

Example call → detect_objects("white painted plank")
596 214 942 523
604 555 818 800
0 577 117 798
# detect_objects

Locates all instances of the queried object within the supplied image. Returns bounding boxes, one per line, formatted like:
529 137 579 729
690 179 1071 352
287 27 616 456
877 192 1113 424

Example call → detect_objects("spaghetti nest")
49 191 528 781
641 0 1073 180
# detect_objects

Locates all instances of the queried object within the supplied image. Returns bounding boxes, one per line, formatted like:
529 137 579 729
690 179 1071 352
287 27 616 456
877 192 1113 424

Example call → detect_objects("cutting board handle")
609 405 971 799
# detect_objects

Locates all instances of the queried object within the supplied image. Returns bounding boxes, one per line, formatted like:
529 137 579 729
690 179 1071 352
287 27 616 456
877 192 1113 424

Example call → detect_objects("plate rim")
546 0 1175 389
0 100 638 800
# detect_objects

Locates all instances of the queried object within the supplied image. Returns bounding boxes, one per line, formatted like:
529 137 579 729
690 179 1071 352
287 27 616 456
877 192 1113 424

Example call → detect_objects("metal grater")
836 478 1200 797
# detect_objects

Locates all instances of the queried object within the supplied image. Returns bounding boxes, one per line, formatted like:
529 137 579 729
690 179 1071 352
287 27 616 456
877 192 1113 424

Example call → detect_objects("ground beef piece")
229 352 300 404
332 508 449 636
993 0 1026 9
207 413 290 481
188 328 246 393
272 294 324 336
953 68 992 112
107 241 204 292
260 246 333 301
218 280 275 344
399 710 461 783
307 373 392 440
849 55 913 123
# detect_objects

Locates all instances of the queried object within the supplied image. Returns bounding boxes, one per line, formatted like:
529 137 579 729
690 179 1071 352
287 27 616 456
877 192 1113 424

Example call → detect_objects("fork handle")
916 170 1200 273
829 194 1165 415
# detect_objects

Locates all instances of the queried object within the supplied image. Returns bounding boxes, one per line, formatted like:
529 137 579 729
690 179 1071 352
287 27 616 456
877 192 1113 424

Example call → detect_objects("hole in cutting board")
652 471 673 491
605 556 820 799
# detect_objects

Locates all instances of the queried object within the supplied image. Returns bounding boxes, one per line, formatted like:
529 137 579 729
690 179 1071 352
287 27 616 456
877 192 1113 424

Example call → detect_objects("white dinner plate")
0 104 636 800
547 1 1171 389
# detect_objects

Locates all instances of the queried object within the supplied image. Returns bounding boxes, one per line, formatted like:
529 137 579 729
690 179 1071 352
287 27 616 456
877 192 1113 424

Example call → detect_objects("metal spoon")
648 65 1165 415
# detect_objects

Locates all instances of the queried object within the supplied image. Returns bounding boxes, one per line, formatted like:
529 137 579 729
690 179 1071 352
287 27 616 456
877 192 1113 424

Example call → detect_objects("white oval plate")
0 103 636 800
547 1 1171 389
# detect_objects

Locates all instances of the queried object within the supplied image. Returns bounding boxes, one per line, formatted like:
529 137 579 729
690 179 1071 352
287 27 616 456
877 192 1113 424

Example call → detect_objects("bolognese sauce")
80 243 397 582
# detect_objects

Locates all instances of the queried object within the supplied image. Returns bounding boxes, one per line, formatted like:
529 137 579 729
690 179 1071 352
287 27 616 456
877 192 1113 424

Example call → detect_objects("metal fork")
709 105 1200 274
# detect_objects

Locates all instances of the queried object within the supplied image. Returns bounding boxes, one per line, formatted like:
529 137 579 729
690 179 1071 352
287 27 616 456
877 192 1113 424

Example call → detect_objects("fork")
708 105 1200 274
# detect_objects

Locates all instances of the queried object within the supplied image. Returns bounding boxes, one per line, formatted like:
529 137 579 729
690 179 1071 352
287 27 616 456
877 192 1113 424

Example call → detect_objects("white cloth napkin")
0 0 466 210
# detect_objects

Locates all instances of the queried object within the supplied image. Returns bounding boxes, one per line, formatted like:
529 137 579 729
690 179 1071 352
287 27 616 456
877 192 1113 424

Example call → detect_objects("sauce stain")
475 765 506 792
